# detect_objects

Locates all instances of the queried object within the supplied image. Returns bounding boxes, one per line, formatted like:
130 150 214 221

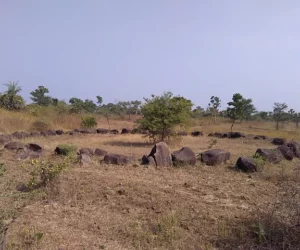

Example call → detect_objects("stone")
236 157 257 172
78 148 94 155
177 131 188 136
27 143 43 152
278 145 294 161
79 153 92 165
110 129 119 134
96 128 109 134
4 141 25 151
272 138 286 145
255 148 283 163
104 154 135 165
121 128 132 134
200 149 230 166
56 130 64 135
142 155 156 166
287 141 300 158
171 147 196 166
30 131 41 137
0 135 11 145
148 142 172 167
94 148 108 156
191 131 203 136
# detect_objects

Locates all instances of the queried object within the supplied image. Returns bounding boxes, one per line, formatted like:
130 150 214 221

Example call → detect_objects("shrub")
55 144 77 156
80 116 97 128
31 120 51 131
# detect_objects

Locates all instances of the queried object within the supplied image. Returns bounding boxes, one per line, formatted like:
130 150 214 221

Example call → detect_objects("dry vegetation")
1 111 300 249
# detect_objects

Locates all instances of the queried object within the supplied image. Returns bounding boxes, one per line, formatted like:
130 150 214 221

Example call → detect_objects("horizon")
1 1 300 111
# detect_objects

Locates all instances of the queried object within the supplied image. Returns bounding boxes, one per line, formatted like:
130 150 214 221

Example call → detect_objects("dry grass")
1 114 300 249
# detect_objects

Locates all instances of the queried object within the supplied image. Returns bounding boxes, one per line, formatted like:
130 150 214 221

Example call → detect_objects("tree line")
0 81 299 136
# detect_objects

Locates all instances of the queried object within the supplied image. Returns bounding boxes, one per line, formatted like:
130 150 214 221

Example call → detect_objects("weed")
81 116 97 128
55 144 77 156
0 163 6 177
208 138 218 149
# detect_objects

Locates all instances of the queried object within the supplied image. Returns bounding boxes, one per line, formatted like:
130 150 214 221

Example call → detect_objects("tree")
208 96 221 123
192 106 205 118
96 96 103 106
273 103 288 130
0 81 25 110
288 109 300 129
69 98 97 113
117 100 142 120
30 86 53 106
227 93 255 132
136 92 193 141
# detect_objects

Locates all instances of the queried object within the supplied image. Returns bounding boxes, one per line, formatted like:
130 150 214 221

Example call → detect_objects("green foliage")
0 81 25 110
81 116 97 128
273 103 288 130
227 93 256 131
192 106 205 118
96 96 103 105
208 96 221 123
136 92 193 141
56 144 77 156
117 100 142 120
30 86 53 106
69 97 97 113
27 159 70 189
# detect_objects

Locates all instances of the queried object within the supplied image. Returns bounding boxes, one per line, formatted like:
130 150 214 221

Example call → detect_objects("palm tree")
3 81 22 96
0 81 24 110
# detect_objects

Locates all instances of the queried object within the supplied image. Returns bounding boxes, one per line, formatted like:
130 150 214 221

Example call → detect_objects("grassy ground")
1 126 300 249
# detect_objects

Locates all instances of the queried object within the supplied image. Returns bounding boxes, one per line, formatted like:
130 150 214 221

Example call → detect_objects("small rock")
236 157 257 172
200 149 230 166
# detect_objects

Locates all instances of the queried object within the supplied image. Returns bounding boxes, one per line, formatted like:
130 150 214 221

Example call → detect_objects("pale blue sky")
1 1 300 111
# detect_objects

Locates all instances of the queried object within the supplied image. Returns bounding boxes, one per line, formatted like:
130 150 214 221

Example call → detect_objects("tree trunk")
276 120 279 130
106 117 111 131
231 120 235 132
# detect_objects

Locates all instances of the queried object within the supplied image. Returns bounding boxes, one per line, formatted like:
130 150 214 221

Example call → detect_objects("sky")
1 1 300 111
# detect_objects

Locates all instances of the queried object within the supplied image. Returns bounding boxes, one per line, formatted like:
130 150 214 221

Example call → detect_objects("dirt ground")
1 133 300 249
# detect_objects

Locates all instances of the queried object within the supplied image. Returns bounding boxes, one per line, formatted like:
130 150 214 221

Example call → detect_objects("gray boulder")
236 157 257 172
104 154 135 165
200 149 230 166
172 147 196 166
287 141 300 158
255 148 283 163
94 148 108 156
272 138 286 145
4 141 25 151
278 145 294 161
148 142 172 167
78 148 94 156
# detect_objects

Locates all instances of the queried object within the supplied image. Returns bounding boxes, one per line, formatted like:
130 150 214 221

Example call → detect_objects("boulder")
97 128 109 134
56 130 64 135
110 129 119 134
171 147 196 166
12 131 25 140
142 155 156 166
272 138 286 145
277 145 294 161
191 131 203 136
254 135 268 140
68 131 79 135
227 132 245 138
200 149 230 166
121 128 132 134
41 130 56 136
15 151 42 160
287 141 300 158
255 148 283 163
236 157 257 172
78 153 92 165
148 142 172 167
104 154 135 165
94 148 108 156
177 131 188 136
26 143 43 152
30 131 41 137
0 135 11 145
78 148 94 156
86 129 97 134
4 141 25 151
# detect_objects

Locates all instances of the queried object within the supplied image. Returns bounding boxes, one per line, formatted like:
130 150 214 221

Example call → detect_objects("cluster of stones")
236 138 300 173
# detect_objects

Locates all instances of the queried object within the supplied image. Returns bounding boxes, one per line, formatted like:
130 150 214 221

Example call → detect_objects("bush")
55 144 77 156
31 120 51 131
80 116 97 128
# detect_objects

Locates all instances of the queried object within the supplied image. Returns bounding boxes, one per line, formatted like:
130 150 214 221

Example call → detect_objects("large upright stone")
200 149 230 166
171 147 196 166
148 142 172 167
278 145 294 161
